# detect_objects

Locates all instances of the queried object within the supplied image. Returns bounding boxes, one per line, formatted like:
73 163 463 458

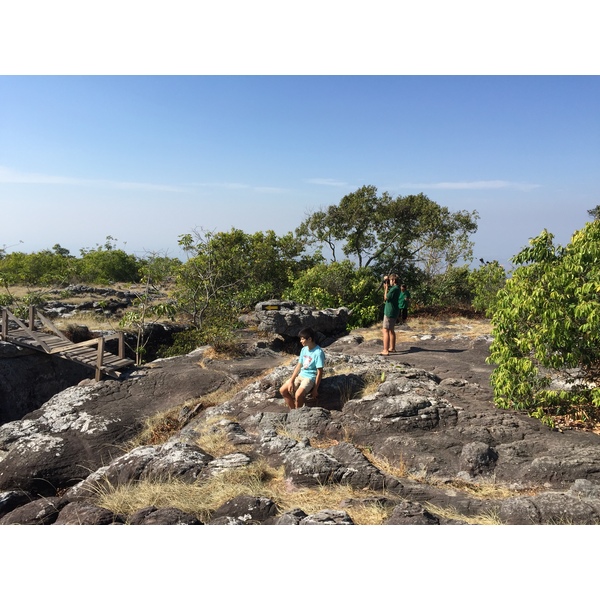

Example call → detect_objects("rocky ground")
2 317 600 525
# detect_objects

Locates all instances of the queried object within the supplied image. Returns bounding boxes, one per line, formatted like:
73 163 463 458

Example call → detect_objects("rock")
255 300 350 338
0 351 286 495
299 509 354 525
384 501 440 525
209 495 278 524
128 506 202 525
460 441 498 476
54 502 124 525
0 496 68 525
3 332 600 526
0 489 33 518
0 350 92 425
271 508 308 524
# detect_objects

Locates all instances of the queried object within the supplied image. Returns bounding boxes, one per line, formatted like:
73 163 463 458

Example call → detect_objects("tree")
468 260 507 316
175 227 312 329
587 205 600 220
175 229 241 331
119 252 178 365
0 249 74 286
296 186 479 277
487 222 600 424
77 237 141 284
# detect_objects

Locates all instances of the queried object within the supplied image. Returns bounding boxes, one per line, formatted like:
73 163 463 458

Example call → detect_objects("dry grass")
360 447 537 504
356 371 384 398
53 313 122 331
93 459 397 524
192 416 243 457
97 430 535 525
431 475 539 500
125 379 255 450
423 502 503 525
361 447 410 479
94 461 281 523
357 315 492 343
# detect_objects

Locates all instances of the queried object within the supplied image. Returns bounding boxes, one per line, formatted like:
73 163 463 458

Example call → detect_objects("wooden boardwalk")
1 306 135 381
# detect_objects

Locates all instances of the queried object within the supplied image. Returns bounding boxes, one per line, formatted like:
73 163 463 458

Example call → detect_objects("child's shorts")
294 376 315 392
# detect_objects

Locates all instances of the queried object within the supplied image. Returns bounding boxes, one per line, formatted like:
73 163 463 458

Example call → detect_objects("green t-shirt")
398 289 411 309
384 285 400 318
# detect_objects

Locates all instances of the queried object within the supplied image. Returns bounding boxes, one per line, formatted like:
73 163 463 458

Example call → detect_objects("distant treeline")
1 187 507 327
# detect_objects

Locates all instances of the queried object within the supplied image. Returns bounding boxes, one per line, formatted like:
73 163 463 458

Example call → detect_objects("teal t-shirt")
298 345 325 381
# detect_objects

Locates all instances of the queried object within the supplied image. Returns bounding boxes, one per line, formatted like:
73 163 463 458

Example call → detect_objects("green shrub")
285 260 380 328
488 222 600 424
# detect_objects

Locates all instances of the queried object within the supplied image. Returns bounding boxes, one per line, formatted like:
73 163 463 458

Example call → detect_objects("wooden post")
1 309 7 341
118 331 125 359
29 305 35 331
95 337 105 382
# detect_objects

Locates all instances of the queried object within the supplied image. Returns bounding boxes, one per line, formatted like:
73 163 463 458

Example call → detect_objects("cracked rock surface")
2 331 600 525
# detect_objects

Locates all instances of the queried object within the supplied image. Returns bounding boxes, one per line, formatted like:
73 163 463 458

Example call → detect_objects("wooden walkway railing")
1 306 134 381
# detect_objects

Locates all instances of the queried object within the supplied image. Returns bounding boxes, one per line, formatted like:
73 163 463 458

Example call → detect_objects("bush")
468 260 507 316
285 261 380 328
488 222 600 424
76 248 141 284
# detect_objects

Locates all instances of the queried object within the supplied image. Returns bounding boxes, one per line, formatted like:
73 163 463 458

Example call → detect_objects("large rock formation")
2 331 600 525
0 342 92 424
254 300 351 339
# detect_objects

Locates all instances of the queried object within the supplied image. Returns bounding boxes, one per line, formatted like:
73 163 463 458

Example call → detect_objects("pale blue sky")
1 75 598 268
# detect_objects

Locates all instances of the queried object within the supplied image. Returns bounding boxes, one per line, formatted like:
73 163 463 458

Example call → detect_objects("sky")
1 2 599 271
2 74 598 269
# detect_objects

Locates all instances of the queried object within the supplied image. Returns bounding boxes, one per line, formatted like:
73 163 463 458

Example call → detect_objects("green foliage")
296 186 479 278
285 260 380 328
588 205 600 220
0 290 49 319
488 222 600 422
118 252 178 365
468 260 507 316
158 304 238 358
0 237 142 286
416 265 474 309
0 250 75 285
159 329 205 357
77 244 141 284
175 227 312 330
0 292 15 306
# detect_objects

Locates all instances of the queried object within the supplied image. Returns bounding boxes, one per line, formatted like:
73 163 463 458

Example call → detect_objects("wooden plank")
102 357 134 368
48 337 104 354
35 311 70 341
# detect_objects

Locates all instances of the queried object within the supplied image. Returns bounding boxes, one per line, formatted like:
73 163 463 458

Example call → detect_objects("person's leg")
388 326 396 352
294 377 314 408
295 387 308 408
381 326 390 355
279 379 296 409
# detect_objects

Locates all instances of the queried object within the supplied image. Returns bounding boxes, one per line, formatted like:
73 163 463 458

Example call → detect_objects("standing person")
279 327 325 410
398 283 411 325
380 274 400 355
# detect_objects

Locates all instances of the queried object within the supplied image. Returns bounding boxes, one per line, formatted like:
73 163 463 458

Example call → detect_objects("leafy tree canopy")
296 185 479 277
